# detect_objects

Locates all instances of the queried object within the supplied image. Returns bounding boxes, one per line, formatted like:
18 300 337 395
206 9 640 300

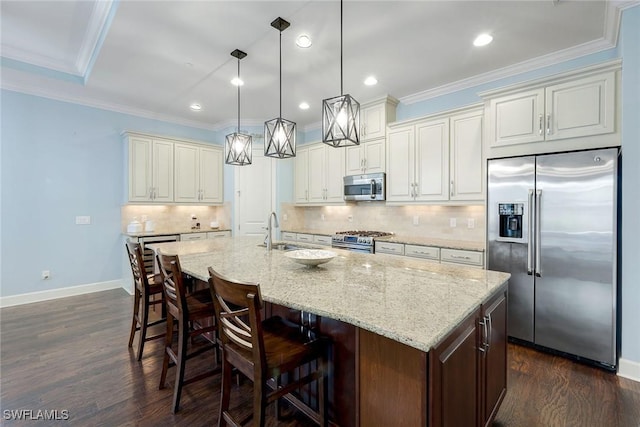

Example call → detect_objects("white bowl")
284 249 337 267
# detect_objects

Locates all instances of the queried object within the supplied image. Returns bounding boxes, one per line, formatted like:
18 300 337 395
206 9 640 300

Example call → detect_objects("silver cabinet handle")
538 114 543 136
478 318 488 353
546 114 551 135
363 158 367 172
450 180 454 196
451 255 471 260
149 187 154 199
305 190 308 201
527 189 534 275
535 189 542 277
487 314 492 348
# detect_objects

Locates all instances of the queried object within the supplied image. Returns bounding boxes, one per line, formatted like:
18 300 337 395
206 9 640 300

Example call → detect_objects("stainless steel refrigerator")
487 148 619 369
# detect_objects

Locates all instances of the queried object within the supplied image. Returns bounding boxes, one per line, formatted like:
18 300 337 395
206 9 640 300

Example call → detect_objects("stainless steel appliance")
343 173 386 201
137 234 180 271
487 148 619 369
331 230 393 253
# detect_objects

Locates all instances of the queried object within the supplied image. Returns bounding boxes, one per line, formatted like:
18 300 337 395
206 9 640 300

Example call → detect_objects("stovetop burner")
334 230 393 237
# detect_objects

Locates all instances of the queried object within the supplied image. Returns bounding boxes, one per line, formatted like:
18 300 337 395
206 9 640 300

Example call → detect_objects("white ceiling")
0 1 633 132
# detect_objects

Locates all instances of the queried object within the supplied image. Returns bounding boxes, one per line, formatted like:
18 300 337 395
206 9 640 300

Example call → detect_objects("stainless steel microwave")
344 173 386 201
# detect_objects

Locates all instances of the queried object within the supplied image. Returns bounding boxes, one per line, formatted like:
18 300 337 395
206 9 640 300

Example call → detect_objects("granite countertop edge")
123 228 232 238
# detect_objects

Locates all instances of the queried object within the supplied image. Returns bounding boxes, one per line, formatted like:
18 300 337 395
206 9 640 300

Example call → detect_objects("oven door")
344 173 385 201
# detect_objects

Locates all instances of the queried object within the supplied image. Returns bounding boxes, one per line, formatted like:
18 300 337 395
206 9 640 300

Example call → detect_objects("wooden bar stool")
157 252 220 413
126 241 166 361
208 267 328 427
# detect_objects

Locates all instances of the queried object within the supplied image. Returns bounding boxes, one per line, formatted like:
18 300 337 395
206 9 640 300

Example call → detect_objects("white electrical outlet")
347 215 353 222
321 214 325 221
450 218 457 228
283 214 288 221
75 216 91 225
42 270 50 280
467 218 475 229
413 215 419 226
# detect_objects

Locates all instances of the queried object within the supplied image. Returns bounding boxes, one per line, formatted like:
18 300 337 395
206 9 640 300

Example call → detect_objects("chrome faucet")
265 211 279 251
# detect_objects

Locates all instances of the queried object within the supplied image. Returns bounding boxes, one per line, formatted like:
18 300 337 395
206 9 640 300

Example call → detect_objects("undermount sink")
257 243 303 251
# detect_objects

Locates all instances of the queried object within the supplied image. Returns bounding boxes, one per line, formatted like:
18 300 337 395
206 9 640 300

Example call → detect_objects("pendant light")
225 49 252 166
265 17 296 159
321 0 360 147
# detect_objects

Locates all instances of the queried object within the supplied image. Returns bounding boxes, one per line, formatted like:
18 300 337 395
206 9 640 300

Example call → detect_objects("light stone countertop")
281 228 485 252
151 236 509 353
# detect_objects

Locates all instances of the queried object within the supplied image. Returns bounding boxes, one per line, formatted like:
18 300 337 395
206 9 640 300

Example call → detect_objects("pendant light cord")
237 58 241 133
340 0 343 96
279 29 282 117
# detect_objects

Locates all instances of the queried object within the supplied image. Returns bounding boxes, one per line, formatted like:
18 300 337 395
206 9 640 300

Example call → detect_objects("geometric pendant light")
225 49 252 166
265 17 296 159
321 0 360 147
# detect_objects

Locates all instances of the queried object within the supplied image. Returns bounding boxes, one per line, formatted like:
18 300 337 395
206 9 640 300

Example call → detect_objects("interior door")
236 148 274 236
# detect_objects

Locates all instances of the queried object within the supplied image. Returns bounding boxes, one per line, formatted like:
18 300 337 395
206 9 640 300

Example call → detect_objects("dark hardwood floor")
1 289 639 426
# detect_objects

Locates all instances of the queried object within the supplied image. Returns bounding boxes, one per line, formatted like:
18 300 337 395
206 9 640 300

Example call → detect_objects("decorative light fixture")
322 0 360 147
225 49 252 166
265 17 296 159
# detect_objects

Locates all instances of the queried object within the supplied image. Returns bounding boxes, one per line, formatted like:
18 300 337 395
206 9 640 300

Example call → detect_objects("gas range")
331 231 394 254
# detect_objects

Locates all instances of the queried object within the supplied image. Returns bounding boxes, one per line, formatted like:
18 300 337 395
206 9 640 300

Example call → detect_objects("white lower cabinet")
313 235 332 246
208 231 231 238
296 233 314 243
281 232 297 241
375 241 405 256
404 244 440 261
440 248 484 268
180 232 207 241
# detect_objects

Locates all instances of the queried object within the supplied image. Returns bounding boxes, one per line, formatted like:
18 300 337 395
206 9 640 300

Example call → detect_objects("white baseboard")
0 280 124 308
618 358 640 383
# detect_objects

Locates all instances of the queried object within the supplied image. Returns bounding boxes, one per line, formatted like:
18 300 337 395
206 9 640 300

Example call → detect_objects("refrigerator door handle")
535 189 542 277
527 189 534 275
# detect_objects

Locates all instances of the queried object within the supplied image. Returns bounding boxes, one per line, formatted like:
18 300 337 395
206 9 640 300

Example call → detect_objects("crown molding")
76 0 118 82
400 1 630 105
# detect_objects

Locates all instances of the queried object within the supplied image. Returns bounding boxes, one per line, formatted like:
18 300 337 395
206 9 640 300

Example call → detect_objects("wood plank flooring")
1 289 639 426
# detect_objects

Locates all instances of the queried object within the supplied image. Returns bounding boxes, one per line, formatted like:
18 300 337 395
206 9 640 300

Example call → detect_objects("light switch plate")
75 216 91 225
449 218 457 228
413 215 419 226
467 218 475 229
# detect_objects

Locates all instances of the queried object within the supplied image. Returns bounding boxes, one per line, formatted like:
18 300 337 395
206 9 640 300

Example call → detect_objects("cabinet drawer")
440 248 483 267
180 232 207 241
207 231 230 239
375 241 405 255
405 244 440 260
313 235 332 246
296 233 314 243
281 232 297 241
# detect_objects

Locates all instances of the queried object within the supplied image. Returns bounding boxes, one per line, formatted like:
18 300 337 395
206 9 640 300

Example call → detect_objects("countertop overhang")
150 237 509 353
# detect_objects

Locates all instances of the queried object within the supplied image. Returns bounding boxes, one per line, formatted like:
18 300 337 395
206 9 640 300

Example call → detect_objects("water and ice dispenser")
497 203 524 241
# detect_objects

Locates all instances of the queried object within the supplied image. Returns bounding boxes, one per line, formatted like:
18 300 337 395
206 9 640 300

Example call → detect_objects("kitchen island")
151 236 510 427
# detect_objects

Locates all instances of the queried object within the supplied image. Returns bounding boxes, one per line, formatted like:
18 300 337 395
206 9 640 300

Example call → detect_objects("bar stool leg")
128 288 141 348
219 357 233 427
172 319 189 413
159 312 174 390
136 291 150 361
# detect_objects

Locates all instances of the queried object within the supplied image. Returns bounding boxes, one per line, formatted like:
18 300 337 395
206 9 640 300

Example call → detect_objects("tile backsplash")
280 203 485 243
121 203 231 233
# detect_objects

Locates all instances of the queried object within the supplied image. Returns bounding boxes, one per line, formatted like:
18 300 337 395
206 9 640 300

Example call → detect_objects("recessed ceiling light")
296 34 312 48
473 33 493 47
299 102 310 110
364 76 378 86
190 103 202 111
231 77 244 86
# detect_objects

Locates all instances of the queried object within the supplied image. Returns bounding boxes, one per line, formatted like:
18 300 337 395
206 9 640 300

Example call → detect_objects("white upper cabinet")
174 143 223 204
127 135 174 203
124 132 223 204
387 106 483 203
345 96 398 176
295 142 345 205
482 61 620 157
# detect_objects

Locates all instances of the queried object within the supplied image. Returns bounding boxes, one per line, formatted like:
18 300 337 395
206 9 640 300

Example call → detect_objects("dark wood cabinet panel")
358 329 427 427
481 289 508 427
429 308 481 427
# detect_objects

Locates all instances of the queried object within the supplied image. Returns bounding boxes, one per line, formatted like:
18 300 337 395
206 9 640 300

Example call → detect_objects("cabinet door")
488 89 544 147
450 111 484 201
173 143 200 203
546 71 615 141
429 308 480 427
386 126 414 201
480 290 507 427
363 138 386 173
345 145 364 175
325 145 345 202
128 136 153 202
308 144 326 203
294 147 309 203
151 139 174 202
361 102 386 140
415 118 449 201
200 146 223 204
